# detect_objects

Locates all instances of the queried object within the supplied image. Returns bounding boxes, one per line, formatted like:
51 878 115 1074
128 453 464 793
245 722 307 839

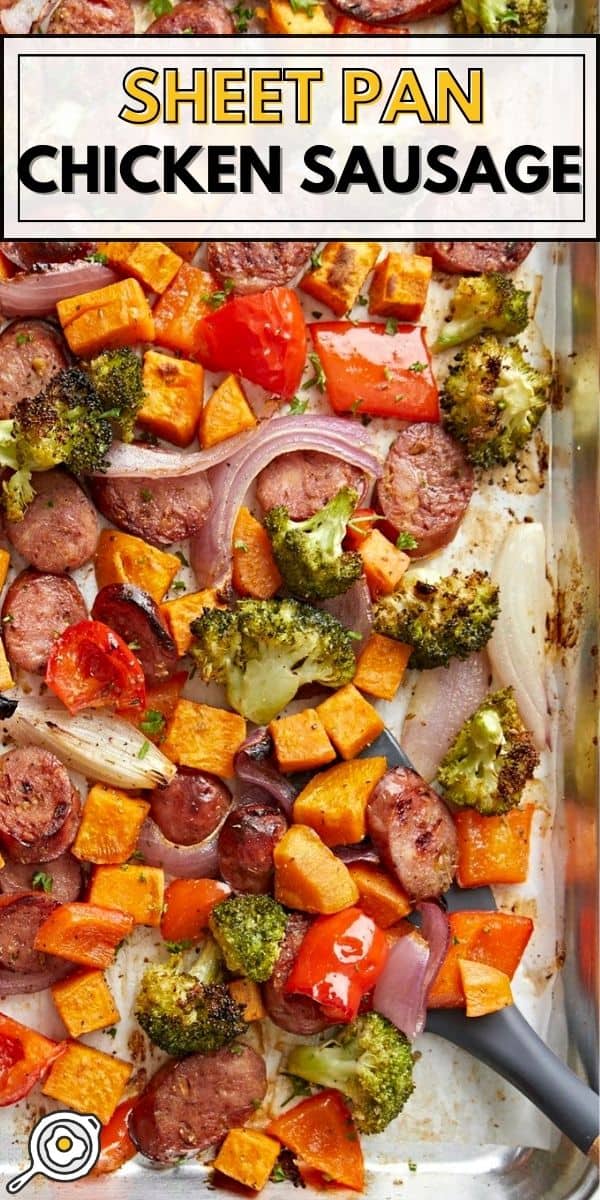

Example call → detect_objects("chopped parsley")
15 332 33 347
86 251 109 266
407 1160 418 1173
105 1026 118 1039
31 871 53 893
385 317 399 335
232 1 254 30
127 640 141 651
309 248 323 270
146 0 172 15
396 531 418 550
165 939 193 954
282 1074 313 1104
234 540 248 553
302 352 326 394
171 579 187 593
408 361 427 373
288 395 309 415
137 740 151 760
139 488 154 503
139 709 166 738
202 278 234 309
357 294 368 306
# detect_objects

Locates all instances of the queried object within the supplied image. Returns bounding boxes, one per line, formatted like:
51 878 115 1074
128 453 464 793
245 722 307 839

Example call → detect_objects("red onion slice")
137 818 219 879
0 264 119 317
234 729 296 818
373 901 450 1040
333 843 380 866
401 652 490 782
418 900 451 995
0 958 74 996
191 416 382 587
97 430 259 479
320 578 373 650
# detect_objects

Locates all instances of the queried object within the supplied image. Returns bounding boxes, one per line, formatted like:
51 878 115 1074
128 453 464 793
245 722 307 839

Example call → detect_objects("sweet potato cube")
317 684 384 760
348 863 412 927
269 709 335 773
274 825 359 914
160 589 224 657
88 865 164 927
232 507 282 600
456 806 534 888
459 959 513 1018
301 243 381 316
214 1129 281 1191
140 350 204 447
57 278 154 357
428 911 534 1008
95 529 180 602
153 264 218 356
161 700 246 778
167 241 201 262
33 903 134 969
51 969 120 1036
368 252 432 322
359 530 410 596
266 0 333 32
293 757 387 846
42 1043 132 1125
228 979 266 1023
0 640 14 691
0 548 11 590
97 241 136 268
72 785 150 865
126 242 183 294
353 633 412 701
199 375 257 449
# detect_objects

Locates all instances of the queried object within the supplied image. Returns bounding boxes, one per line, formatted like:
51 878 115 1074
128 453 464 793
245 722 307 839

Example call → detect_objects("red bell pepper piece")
310 321 439 421
334 14 409 31
194 287 307 398
344 508 382 551
92 1098 137 1175
0 1014 65 1107
284 907 388 1023
46 620 146 715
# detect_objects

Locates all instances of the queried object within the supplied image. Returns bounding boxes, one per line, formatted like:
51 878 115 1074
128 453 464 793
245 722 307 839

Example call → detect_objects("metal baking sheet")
0 241 597 1199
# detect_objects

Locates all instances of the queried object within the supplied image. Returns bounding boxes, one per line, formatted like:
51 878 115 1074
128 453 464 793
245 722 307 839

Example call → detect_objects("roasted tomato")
46 620 146 715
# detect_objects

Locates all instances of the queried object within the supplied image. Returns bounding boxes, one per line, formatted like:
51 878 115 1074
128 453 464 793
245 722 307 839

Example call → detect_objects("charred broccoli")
286 1013 414 1135
209 894 288 983
374 569 499 669
0 369 114 521
264 487 362 601
435 275 529 350
441 337 550 467
452 0 547 32
191 598 356 724
437 687 539 813
84 348 144 443
135 937 247 1056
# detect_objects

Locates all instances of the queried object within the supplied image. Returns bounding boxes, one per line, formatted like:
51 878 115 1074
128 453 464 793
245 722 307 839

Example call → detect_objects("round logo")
6 1111 102 1193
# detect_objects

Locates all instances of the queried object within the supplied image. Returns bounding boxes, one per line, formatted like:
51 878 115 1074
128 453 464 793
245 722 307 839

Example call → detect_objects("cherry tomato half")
46 620 146 716
194 287 307 398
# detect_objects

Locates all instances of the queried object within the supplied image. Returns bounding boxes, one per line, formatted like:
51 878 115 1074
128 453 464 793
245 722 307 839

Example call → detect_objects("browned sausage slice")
146 0 233 31
1 244 96 271
367 766 457 900
329 0 455 20
257 451 367 521
150 770 231 847
5 470 99 574
91 584 178 685
0 747 81 864
218 793 287 894
206 242 317 295
89 471 212 548
0 853 82 903
262 913 331 1035
129 1044 268 1163
0 320 68 420
45 0 133 31
0 892 61 973
376 425 473 558
2 570 87 674
416 242 535 275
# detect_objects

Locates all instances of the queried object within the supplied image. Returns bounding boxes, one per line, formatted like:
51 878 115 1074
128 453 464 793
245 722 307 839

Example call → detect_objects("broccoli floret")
0 369 114 521
191 598 356 724
135 936 247 1056
435 275 529 351
286 1013 414 1135
264 487 362 601
209 894 288 983
85 348 144 443
441 337 550 468
436 687 539 814
452 0 547 32
374 569 499 670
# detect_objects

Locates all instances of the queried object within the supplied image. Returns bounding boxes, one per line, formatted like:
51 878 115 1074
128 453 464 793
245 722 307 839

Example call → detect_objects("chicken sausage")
367 766 458 900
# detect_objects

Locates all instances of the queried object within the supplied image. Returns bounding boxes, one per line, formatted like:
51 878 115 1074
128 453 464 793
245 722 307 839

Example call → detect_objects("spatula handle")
427 1004 599 1159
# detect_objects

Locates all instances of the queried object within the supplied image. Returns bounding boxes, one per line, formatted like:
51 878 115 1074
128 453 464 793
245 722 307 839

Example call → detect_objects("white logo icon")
6 1111 102 1193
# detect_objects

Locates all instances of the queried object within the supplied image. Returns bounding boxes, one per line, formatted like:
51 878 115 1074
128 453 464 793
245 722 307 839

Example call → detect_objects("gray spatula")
363 728 600 1165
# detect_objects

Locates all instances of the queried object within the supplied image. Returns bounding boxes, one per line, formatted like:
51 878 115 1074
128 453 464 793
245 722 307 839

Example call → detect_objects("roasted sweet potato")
214 1128 281 1191
274 825 359 914
293 756 387 845
316 685 384 760
353 633 412 701
428 911 534 1008
455 806 534 887
33 903 135 970
95 530 180 602
140 350 204 447
42 1042 132 1125
88 865 165 927
51 969 120 1037
72 785 150 865
161 700 247 778
232 508 282 600
199 375 257 449
269 709 336 773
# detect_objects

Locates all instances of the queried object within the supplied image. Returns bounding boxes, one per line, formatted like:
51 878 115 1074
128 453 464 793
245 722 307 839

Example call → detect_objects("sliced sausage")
89 471 212 548
0 892 61 973
151 770 231 846
5 470 99 574
376 425 473 558
45 0 133 31
257 451 367 521
0 747 81 864
416 242 535 275
0 853 82 904
0 320 68 421
146 0 233 31
262 913 331 1035
206 242 317 295
2 570 87 674
367 766 457 901
1 244 96 271
91 584 178 685
329 0 454 21
218 792 287 894
129 1044 268 1163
